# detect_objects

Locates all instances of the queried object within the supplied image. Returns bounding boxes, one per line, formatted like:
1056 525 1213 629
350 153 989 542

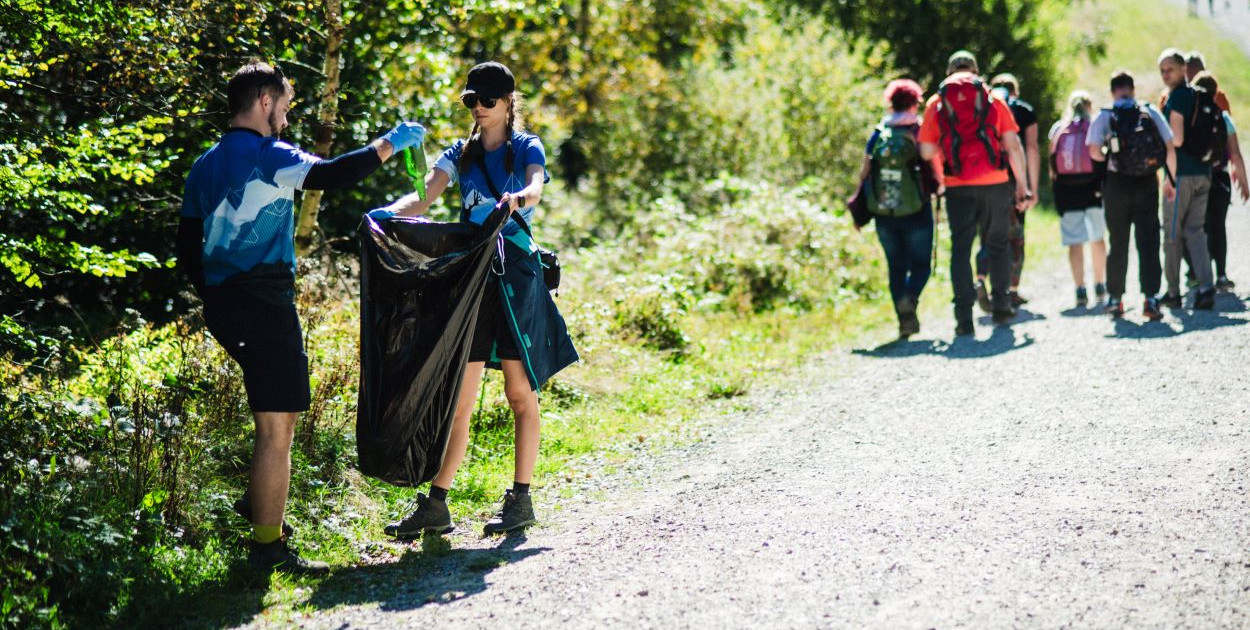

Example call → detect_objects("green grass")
1068 0 1250 106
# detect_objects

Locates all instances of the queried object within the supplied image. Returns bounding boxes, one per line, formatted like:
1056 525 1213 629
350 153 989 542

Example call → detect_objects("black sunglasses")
460 94 500 110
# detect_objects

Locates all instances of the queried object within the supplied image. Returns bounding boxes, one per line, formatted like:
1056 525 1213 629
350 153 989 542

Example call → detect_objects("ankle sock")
512 482 530 495
429 485 449 502
252 524 282 544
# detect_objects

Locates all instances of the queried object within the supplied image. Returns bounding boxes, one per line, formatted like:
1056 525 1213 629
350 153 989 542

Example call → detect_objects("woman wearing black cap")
378 61 578 536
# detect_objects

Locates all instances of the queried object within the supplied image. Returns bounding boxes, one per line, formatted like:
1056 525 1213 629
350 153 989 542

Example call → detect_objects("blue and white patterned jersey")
180 129 319 286
433 131 549 236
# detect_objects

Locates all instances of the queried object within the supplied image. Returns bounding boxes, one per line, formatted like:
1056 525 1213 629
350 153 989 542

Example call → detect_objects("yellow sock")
252 524 282 544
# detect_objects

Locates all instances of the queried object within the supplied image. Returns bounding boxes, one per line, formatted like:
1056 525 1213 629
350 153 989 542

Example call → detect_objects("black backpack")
1180 86 1228 166
1107 103 1167 177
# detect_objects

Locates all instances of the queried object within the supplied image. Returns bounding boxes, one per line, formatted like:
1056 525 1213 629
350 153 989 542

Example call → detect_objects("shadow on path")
853 326 1034 360
305 533 549 615
1107 294 1249 339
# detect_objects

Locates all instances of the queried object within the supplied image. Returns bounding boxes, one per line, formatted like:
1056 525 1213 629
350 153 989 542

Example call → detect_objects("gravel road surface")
231 180 1250 629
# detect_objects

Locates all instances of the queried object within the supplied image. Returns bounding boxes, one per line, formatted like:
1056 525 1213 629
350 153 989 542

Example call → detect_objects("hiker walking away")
377 61 578 538
918 50 1031 335
1191 71 1250 291
973 73 1039 312
1159 48 1217 310
851 79 944 340
177 61 425 573
1048 91 1108 308
1185 53 1232 112
1086 70 1175 320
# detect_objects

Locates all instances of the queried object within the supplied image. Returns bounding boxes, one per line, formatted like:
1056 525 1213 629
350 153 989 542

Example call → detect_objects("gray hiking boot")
483 490 535 535
248 538 329 576
384 493 453 539
895 296 919 339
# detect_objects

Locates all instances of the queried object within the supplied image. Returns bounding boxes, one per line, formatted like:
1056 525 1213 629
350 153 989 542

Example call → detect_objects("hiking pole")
932 194 942 272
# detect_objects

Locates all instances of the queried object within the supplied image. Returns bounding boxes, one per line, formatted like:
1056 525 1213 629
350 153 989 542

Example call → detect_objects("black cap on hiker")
947 50 979 74
461 62 515 99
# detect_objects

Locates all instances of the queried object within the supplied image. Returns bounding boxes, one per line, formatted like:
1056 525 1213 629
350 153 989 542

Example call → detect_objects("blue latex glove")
382 122 425 152
366 207 399 221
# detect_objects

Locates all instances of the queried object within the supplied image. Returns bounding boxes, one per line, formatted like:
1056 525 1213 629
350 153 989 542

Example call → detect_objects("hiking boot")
991 309 1014 326
896 296 919 339
483 490 535 535
233 493 294 539
1142 297 1163 321
1104 297 1124 318
1075 286 1089 308
1216 276 1236 292
1009 291 1028 307
1094 283 1107 302
384 493 453 539
955 320 975 337
1157 293 1183 309
248 538 329 576
975 279 991 314
1194 287 1216 310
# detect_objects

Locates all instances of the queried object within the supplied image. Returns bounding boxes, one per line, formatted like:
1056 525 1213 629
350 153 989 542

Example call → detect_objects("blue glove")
367 207 399 221
382 122 425 152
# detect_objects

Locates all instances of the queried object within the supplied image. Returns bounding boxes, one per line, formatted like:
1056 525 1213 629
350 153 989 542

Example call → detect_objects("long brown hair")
457 93 526 176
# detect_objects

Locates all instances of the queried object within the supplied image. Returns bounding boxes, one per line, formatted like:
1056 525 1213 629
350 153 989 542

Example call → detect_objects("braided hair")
457 94 525 176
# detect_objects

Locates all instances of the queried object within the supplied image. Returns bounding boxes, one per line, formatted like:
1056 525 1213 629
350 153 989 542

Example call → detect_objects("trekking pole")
932 194 941 272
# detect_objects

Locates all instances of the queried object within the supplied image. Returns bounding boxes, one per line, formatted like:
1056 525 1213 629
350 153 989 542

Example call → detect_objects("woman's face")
467 93 510 130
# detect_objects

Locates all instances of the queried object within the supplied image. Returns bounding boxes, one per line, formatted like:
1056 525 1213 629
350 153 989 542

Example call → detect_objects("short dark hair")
1157 48 1185 67
1110 70 1135 92
227 61 293 117
1192 70 1218 93
1185 51 1206 71
990 73 1020 96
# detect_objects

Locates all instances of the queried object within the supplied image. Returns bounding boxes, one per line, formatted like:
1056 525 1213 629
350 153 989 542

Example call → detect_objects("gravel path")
237 193 1250 628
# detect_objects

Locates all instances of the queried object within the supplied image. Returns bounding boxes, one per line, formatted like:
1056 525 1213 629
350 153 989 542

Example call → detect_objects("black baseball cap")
460 62 515 99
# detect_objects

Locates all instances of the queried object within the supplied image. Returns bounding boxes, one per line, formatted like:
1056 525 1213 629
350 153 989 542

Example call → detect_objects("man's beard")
268 110 285 138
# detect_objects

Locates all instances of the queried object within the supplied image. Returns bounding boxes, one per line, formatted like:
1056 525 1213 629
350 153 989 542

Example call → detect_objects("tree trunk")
294 0 345 256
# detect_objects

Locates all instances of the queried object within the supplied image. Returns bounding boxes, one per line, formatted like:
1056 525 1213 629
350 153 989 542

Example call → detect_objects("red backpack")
935 74 1005 179
1051 118 1094 176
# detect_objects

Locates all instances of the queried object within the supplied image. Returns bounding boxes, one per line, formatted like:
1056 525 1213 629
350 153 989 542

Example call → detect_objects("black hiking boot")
1008 290 1028 307
975 279 992 314
1143 297 1163 321
1104 296 1124 318
1075 286 1088 308
896 296 919 339
248 538 329 576
1094 283 1107 303
483 490 535 535
1216 276 1236 292
1194 287 1216 310
991 309 1014 326
384 493 454 539
233 493 294 538
1157 293 1183 309
954 319 974 337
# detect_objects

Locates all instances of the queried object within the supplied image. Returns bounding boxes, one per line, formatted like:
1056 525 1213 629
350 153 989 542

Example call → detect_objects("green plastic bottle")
404 143 427 199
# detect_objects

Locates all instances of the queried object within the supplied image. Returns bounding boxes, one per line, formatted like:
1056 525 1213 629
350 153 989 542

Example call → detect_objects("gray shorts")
1060 207 1107 246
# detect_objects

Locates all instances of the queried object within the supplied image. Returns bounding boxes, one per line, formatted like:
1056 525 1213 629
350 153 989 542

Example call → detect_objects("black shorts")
202 286 311 412
468 279 521 363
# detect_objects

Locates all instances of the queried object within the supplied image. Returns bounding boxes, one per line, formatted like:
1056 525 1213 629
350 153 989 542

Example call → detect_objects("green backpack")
865 124 924 217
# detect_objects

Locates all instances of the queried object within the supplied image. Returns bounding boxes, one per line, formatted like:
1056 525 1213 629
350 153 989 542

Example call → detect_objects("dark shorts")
468 279 522 363
202 286 311 412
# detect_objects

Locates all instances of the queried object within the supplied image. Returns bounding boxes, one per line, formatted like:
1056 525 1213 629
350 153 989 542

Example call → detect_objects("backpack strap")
938 83 962 174
974 80 1003 169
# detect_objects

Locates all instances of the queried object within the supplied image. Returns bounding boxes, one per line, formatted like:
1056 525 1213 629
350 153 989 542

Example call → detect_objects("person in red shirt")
918 51 1031 335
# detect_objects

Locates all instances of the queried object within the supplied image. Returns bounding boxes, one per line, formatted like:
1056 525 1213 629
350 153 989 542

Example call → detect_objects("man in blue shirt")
1159 48 1215 309
177 61 424 574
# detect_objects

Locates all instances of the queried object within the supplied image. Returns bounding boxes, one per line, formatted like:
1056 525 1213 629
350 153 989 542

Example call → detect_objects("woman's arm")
1228 132 1249 203
501 164 546 210
391 168 453 217
856 155 871 184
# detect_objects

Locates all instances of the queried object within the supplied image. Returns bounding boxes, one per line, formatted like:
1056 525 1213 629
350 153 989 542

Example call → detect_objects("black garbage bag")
357 205 510 487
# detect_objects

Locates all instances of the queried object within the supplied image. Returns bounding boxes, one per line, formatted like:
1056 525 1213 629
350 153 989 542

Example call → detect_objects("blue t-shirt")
1164 85 1210 177
180 129 319 286
433 131 549 237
